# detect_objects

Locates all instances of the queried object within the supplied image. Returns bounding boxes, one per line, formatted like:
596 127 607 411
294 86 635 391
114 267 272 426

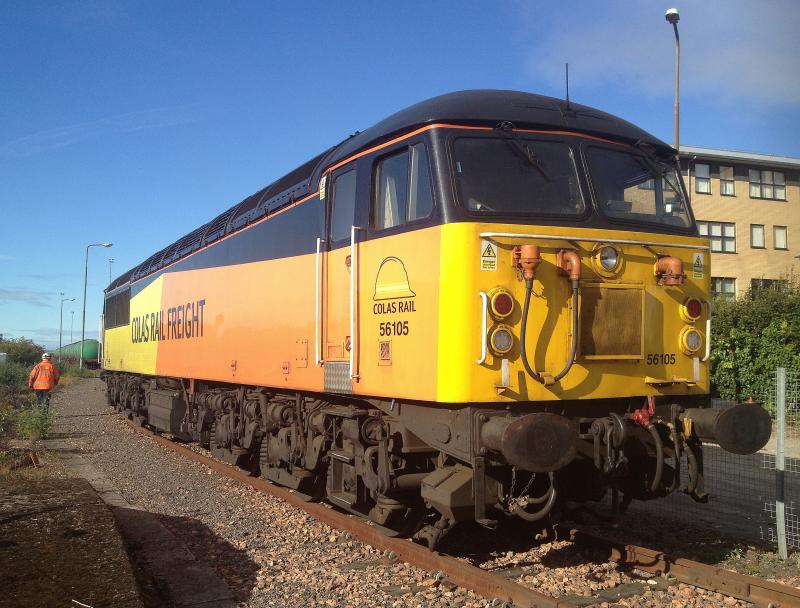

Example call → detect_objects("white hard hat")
42 353 51 360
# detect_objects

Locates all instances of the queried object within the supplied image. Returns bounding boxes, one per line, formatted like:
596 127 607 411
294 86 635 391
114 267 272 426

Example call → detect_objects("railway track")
126 421 800 608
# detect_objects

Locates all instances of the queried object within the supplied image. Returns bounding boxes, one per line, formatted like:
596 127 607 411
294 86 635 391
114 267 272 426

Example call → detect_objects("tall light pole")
58 293 75 362
665 8 680 152
70 311 75 343
108 258 115 283
81 242 113 368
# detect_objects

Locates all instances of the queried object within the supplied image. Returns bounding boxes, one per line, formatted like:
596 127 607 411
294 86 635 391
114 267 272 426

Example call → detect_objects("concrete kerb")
45 438 237 608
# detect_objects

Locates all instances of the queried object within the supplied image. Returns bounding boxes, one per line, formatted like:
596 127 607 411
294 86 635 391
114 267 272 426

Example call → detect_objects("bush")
0 362 34 409
710 278 800 402
0 337 44 366
15 405 54 441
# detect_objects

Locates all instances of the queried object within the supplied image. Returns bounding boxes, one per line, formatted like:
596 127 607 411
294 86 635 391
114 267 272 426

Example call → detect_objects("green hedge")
0 337 44 367
710 279 800 402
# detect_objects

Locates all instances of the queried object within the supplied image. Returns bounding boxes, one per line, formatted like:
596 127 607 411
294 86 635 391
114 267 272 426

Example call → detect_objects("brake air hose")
520 278 580 384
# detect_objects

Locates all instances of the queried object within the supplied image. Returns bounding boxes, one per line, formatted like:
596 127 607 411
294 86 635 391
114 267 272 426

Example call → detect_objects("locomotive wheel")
259 439 325 502
369 501 426 538
210 423 250 467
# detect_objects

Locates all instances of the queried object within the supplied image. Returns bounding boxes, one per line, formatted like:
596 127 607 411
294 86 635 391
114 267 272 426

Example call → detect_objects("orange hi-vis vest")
29 360 60 391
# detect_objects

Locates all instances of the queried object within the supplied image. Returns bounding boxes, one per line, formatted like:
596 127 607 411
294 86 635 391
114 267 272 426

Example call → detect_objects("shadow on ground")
112 506 260 607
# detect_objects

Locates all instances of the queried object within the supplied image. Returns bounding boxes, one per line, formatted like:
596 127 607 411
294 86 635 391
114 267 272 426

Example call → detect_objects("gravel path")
50 378 785 607
52 379 487 608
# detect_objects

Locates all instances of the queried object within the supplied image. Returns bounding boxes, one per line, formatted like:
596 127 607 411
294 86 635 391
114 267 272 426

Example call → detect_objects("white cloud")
520 0 800 106
0 104 202 158
0 255 14 261
0 288 52 307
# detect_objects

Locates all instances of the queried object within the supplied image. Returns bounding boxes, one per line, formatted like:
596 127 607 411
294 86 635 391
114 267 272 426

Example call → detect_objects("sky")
1 0 798 349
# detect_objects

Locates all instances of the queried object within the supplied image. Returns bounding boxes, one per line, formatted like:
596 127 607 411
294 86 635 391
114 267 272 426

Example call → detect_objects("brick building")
680 146 800 298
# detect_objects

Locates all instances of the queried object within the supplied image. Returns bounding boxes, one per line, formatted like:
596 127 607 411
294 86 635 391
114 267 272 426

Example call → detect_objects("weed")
15 405 54 442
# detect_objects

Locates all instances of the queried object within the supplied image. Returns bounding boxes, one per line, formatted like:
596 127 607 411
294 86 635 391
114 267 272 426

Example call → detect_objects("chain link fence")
610 369 799 557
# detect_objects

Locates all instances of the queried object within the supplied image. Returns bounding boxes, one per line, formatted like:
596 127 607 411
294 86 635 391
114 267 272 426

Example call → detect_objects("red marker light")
491 292 514 317
685 298 702 320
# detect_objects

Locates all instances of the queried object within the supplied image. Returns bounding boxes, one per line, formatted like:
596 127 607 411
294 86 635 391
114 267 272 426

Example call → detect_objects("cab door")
323 164 359 393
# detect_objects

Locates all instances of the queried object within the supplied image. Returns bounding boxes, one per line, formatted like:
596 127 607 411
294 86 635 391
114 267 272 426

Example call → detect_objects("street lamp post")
70 311 75 343
665 8 681 152
58 293 75 362
81 242 113 368
108 258 115 283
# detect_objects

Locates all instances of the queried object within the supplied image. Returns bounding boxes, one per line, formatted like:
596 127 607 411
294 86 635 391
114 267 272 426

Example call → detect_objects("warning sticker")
692 252 704 279
480 239 497 271
319 174 327 200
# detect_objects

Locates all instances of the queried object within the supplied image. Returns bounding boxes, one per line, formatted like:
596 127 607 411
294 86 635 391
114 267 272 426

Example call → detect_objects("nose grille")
580 286 642 357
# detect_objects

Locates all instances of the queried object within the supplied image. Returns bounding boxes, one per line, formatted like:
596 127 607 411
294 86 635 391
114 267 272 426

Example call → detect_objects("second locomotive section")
102 91 770 547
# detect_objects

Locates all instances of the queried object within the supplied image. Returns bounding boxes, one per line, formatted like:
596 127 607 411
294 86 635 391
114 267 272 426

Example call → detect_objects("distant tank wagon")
101 90 771 548
53 339 100 367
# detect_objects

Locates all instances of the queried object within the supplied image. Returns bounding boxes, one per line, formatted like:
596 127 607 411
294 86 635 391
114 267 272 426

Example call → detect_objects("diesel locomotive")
102 90 771 548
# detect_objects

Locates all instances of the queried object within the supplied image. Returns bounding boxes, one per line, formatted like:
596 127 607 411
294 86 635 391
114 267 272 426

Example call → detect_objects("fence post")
776 367 787 560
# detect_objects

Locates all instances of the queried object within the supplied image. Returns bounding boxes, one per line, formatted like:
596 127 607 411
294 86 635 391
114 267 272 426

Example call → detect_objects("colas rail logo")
372 257 416 314
131 299 206 344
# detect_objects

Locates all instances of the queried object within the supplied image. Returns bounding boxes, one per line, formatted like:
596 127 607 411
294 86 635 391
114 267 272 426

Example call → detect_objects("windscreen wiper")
634 141 681 193
507 141 552 182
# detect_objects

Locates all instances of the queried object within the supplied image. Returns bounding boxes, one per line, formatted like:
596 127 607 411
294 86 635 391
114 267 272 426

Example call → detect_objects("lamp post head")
101 242 113 247
665 8 680 24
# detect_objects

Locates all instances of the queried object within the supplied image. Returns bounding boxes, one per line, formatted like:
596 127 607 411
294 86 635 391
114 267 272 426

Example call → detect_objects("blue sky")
1 0 798 349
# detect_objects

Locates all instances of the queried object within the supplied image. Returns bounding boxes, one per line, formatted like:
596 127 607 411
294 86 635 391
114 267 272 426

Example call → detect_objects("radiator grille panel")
580 286 642 356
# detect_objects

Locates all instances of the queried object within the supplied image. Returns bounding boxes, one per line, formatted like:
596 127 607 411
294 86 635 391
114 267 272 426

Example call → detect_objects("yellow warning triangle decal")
482 244 496 258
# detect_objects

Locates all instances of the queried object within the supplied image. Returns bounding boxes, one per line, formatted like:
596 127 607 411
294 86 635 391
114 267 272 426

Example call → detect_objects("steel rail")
568 529 800 608
125 421 800 608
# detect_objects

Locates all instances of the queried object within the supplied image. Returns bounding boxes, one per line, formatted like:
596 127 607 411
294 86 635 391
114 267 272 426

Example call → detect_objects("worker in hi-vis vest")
28 353 60 407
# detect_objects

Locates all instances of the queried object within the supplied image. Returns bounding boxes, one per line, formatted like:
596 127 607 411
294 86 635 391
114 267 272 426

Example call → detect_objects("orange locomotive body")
102 91 770 547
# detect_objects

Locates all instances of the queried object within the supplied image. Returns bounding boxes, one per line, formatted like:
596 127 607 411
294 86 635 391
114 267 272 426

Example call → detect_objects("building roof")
679 145 800 169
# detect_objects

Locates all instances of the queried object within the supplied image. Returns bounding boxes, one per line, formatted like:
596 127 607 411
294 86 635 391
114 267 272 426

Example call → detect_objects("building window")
711 277 736 300
720 166 735 196
695 163 711 194
749 169 786 200
698 221 736 253
751 278 787 294
774 225 788 250
750 224 765 248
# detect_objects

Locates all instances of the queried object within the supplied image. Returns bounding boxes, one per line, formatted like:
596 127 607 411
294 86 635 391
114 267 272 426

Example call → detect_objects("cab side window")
330 169 357 243
373 143 433 230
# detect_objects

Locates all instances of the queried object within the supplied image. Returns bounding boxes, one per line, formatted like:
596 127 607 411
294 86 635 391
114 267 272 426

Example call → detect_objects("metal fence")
614 368 799 557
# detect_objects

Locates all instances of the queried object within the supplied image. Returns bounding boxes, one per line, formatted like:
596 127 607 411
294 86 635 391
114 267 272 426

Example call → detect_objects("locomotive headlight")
679 326 703 355
592 245 622 276
489 325 514 355
598 246 619 271
489 287 514 319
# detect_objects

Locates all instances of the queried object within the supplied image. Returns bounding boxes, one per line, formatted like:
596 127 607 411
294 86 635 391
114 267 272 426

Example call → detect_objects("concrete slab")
45 438 237 608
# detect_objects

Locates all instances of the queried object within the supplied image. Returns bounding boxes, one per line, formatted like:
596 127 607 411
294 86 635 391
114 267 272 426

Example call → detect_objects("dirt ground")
0 448 143 608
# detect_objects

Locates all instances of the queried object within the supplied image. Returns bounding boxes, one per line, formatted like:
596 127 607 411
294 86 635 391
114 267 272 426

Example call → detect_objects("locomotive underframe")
102 370 730 547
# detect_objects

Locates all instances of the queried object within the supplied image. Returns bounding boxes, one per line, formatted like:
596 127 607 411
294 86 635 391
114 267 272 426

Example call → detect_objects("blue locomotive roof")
107 90 670 293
